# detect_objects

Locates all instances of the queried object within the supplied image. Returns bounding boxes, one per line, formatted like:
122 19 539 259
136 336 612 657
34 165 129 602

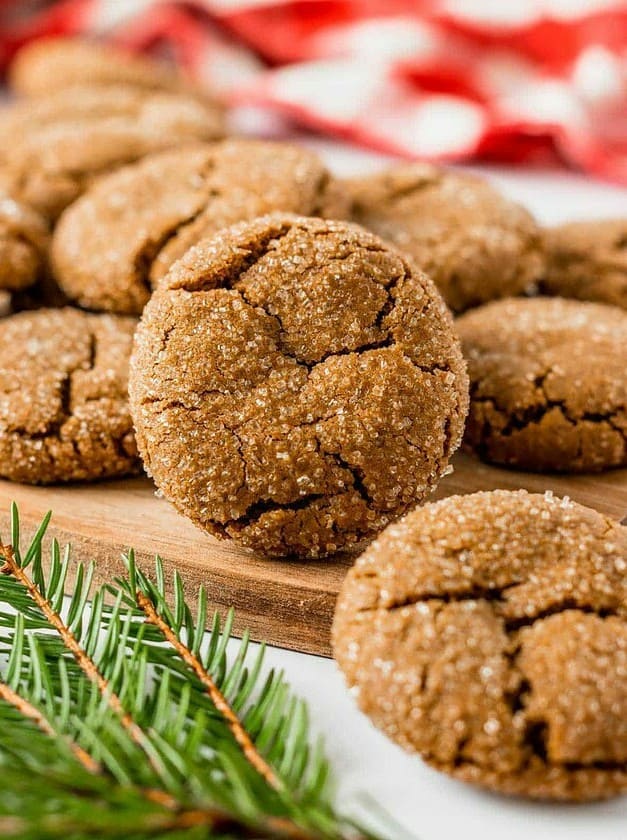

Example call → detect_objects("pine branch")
0 505 379 840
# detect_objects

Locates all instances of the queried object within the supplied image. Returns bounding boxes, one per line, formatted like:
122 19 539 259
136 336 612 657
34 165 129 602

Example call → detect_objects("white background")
236 136 627 840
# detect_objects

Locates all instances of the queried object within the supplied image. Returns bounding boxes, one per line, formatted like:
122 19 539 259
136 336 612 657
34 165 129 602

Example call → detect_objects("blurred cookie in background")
0 84 225 221
8 36 215 104
0 196 49 294
0 291 10 318
541 218 627 310
344 164 544 313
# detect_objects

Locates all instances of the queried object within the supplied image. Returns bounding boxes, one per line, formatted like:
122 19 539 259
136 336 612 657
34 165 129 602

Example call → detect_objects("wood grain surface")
0 452 625 656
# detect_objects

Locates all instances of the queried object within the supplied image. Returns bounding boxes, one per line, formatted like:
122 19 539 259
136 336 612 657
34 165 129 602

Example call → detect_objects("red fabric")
0 0 626 183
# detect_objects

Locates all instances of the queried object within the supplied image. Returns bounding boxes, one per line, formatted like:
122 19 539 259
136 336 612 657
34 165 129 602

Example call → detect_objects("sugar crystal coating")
332 489 627 801
130 214 469 558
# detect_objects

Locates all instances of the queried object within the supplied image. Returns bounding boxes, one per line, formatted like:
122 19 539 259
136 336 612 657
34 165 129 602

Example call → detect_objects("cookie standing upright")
457 297 627 472
0 84 224 221
129 214 469 558
0 309 140 484
52 140 349 314
344 164 544 313
542 218 627 310
333 489 627 801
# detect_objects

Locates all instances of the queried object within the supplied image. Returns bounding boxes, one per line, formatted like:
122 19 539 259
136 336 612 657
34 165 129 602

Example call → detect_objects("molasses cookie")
541 218 627 310
0 308 140 483
333 489 627 801
457 297 627 472
344 164 543 313
0 84 224 221
129 214 469 558
52 141 348 314
0 197 49 292
9 37 208 101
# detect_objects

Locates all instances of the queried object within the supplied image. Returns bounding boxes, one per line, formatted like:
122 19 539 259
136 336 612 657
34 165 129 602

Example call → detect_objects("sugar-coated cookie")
333 489 627 801
129 214 469 558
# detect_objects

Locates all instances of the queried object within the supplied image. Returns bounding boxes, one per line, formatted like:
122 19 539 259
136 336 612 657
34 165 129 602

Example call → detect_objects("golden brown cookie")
129 214 469 558
0 308 140 484
541 218 627 310
333 489 627 801
0 196 49 292
0 84 224 221
52 140 349 314
344 164 543 313
9 37 208 101
457 297 626 472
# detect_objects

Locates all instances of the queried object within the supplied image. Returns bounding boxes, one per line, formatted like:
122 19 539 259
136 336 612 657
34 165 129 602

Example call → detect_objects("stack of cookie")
0 38 624 804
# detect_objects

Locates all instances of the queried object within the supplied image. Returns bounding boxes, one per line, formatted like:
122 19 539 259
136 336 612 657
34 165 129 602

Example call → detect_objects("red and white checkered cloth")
1 1 626 182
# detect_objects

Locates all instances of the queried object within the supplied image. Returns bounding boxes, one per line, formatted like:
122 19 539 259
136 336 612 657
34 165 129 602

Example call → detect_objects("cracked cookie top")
343 163 544 313
0 197 49 292
9 37 211 101
0 308 141 484
52 140 349 315
541 218 627 310
129 214 469 558
457 297 627 472
0 84 224 222
332 489 627 801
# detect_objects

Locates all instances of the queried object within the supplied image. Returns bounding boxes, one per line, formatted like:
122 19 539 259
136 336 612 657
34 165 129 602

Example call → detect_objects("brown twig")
0 544 162 777
0 679 100 774
137 590 281 790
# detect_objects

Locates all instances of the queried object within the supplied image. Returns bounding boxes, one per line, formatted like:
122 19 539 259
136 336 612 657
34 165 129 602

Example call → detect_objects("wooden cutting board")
0 452 625 657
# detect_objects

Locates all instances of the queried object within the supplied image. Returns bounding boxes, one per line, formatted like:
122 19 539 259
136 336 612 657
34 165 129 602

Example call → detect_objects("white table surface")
230 136 627 840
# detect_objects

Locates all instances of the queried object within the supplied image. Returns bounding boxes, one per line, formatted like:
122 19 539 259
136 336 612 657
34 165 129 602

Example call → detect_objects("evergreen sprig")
0 504 378 840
